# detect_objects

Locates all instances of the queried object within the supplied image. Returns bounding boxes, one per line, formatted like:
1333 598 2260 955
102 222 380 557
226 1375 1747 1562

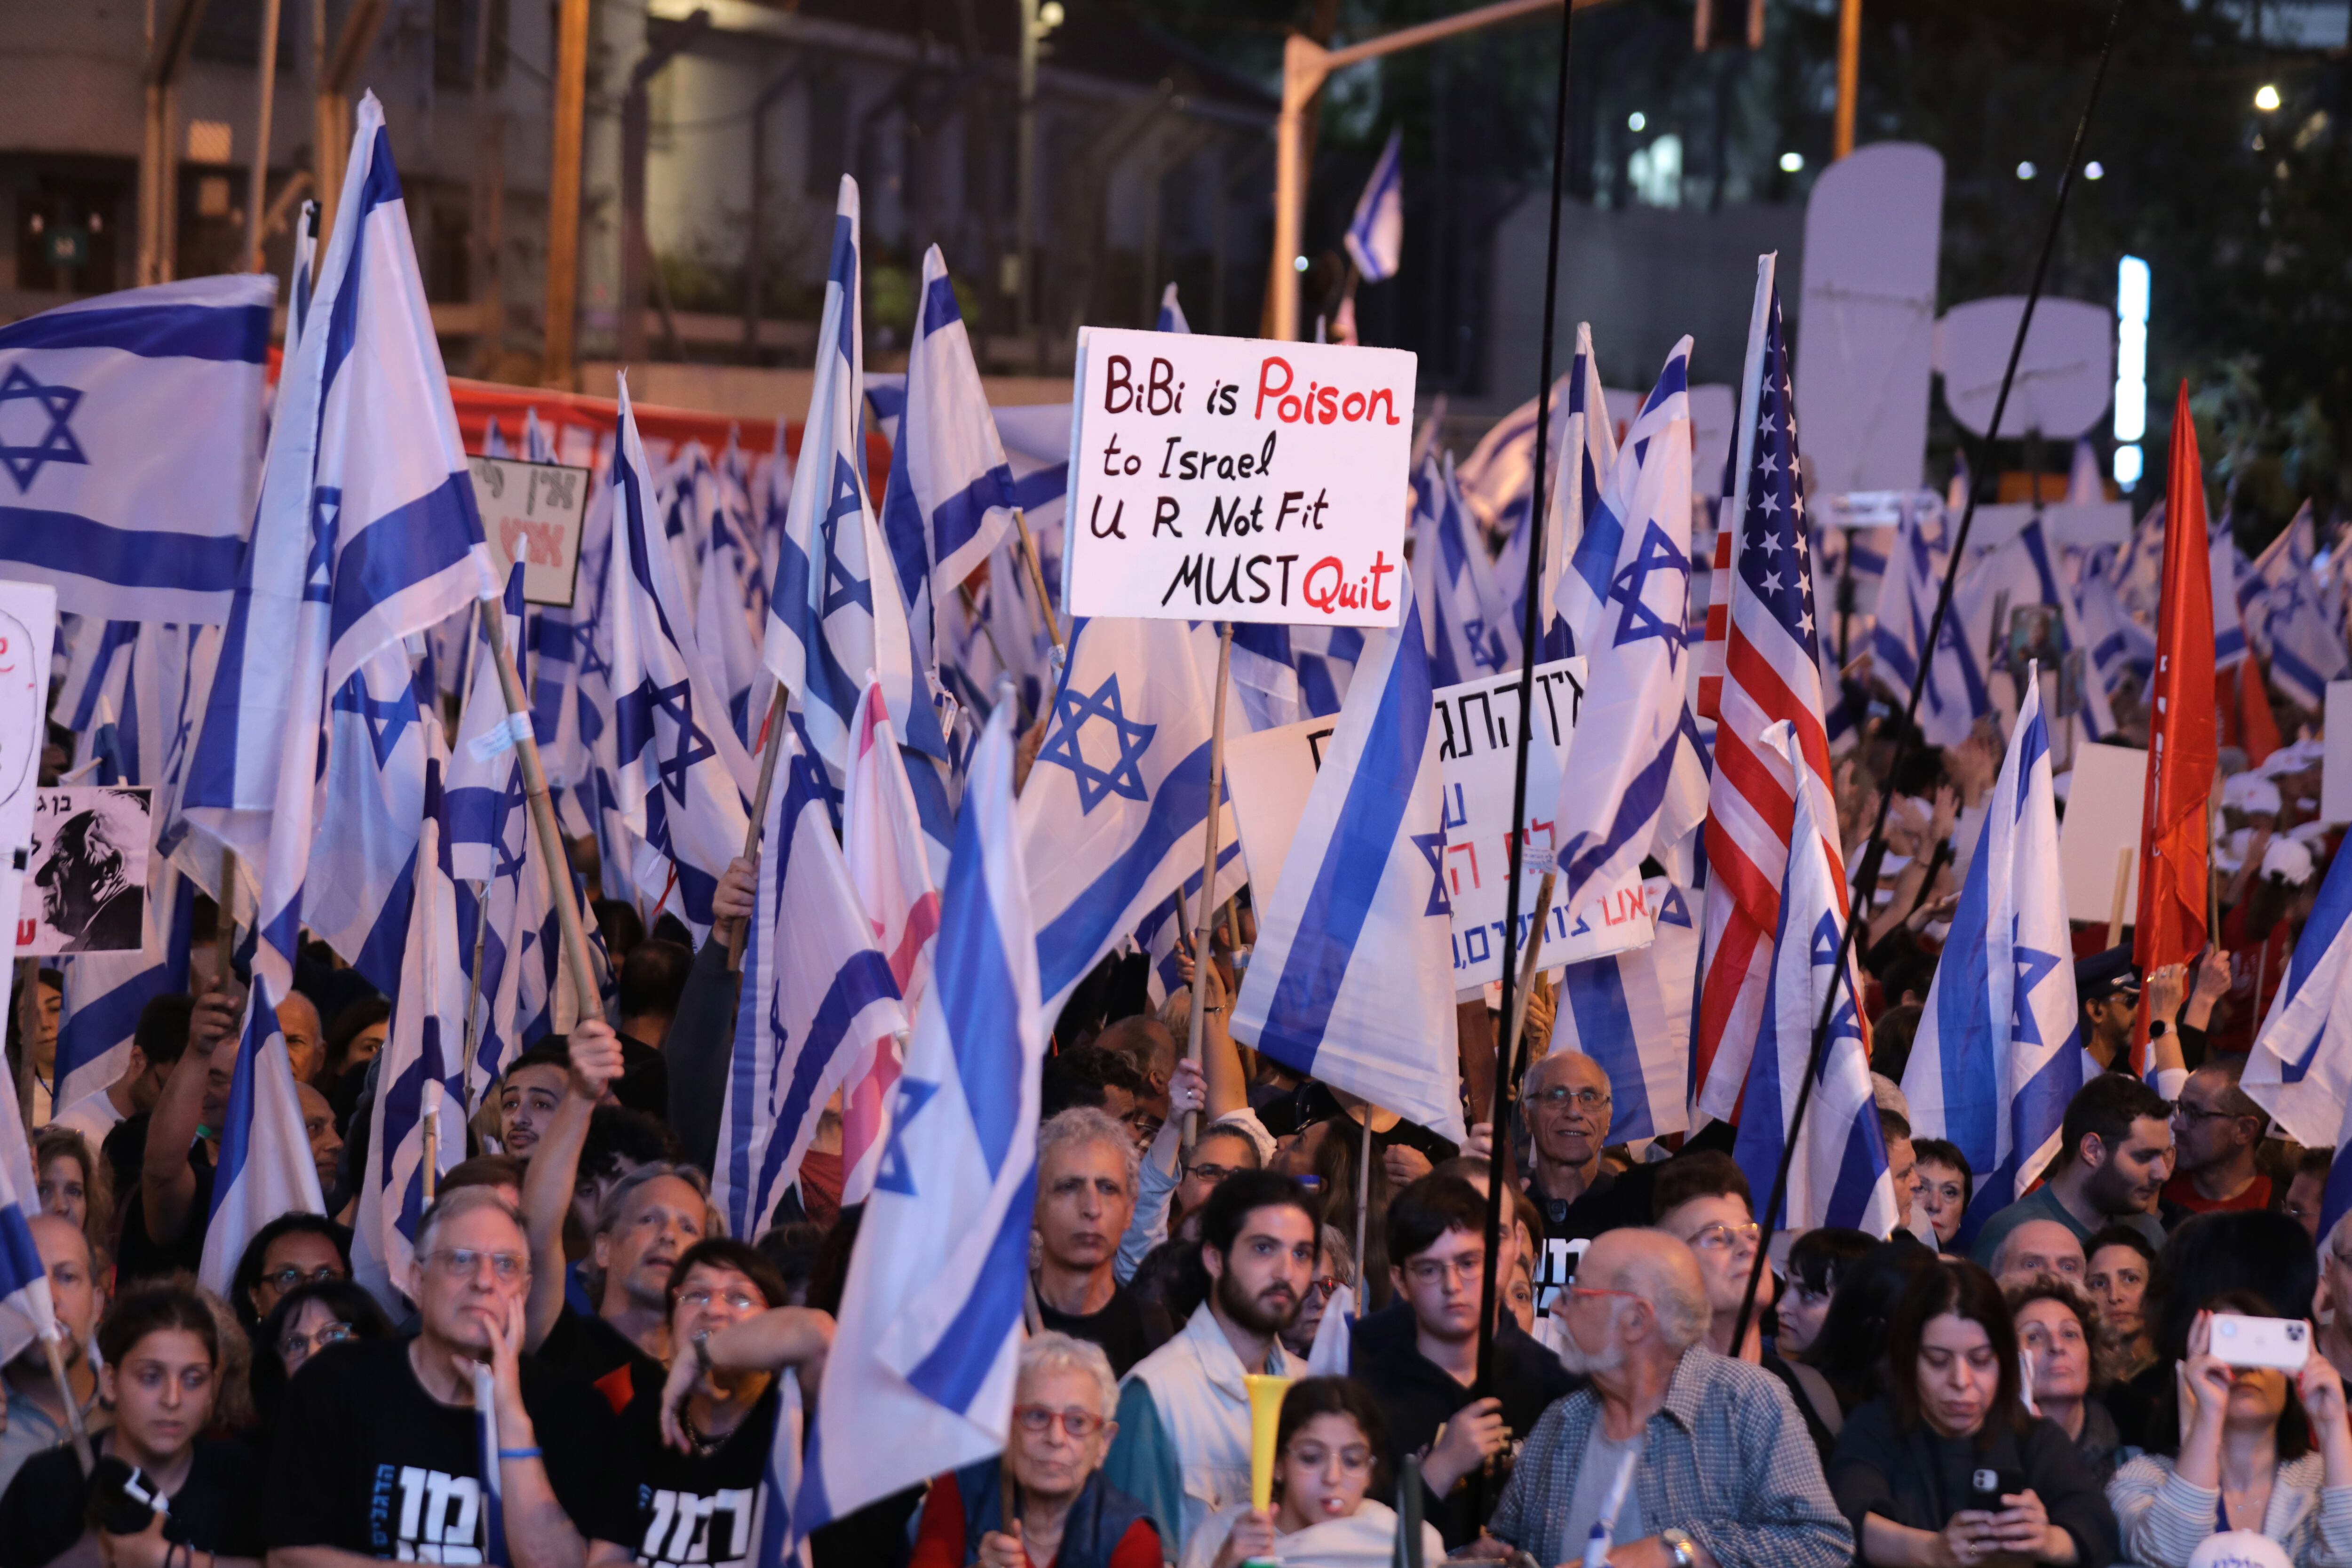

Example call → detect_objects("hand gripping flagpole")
1729 0 2130 1352
1476 0 1576 1401
1183 623 1236 1153
477 599 602 1020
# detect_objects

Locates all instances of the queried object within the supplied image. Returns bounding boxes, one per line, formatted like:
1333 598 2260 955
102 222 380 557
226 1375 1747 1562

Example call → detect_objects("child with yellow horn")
1184 1377 1446 1568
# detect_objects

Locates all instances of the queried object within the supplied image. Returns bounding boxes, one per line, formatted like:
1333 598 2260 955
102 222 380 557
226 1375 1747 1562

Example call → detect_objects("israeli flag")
1139 840 1247 1010
54 616 173 786
1232 573 1465 1144
840 679 938 1202
606 374 755 932
199 979 328 1294
717 724 906 1242
1951 518 2115 739
2073 548 2154 701
1290 625 1362 720
1155 283 1190 334
0 1125 63 1367
1018 614 1229 1018
180 92 498 926
693 474 769 748
1343 128 1405 284
1551 338 1694 919
1230 623 1307 732
0 273 272 623
307 642 431 996
1900 671 2084 1247
1868 501 1985 748
2241 504 2348 709
879 246 1018 673
447 565 532 1083
1731 720 1897 1235
2213 524 2250 669
1412 453 1508 686
2246 817 2352 1226
1535 323 1620 663
353 734 470 1307
1550 878 1696 1140
763 176 947 792
286 200 318 365
794 697 1045 1545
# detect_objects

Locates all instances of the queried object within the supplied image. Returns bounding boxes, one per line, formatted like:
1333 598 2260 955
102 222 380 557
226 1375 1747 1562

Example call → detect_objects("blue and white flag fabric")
1154 284 1190 335
0 273 271 622
1411 454 1508 688
55 866 195 1113
2074 546 2155 701
1535 323 1619 663
1289 624 1362 719
1867 501 1984 748
180 92 498 927
1900 670 2084 1248
1550 337 1695 919
794 698 1045 1544
54 616 173 785
1731 719 1897 1234
1229 623 1307 733
1232 574 1465 1144
717 730 906 1241
1344 129 1405 284
285 200 318 366
879 246 1018 673
306 642 430 997
1549 877 1697 1140
2213 523 2251 670
1951 518 2116 739
0 1122 62 1367
2241 504 2349 708
352 726 470 1307
447 564 531 1082
693 469 770 748
1018 614 1230 1019
199 984 328 1294
1454 374 1572 546
1139 840 1247 1010
2247 818 2352 1234
763 176 947 791
606 374 755 933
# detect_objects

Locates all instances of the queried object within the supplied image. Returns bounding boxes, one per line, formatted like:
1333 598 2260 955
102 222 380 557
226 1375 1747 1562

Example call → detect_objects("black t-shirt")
1527 1164 1658 1308
103 1117 215 1284
265 1336 614 1557
593 1382 779 1567
614 1035 669 1121
0 1436 264 1568
539 1302 667 1414
1034 1280 1173 1378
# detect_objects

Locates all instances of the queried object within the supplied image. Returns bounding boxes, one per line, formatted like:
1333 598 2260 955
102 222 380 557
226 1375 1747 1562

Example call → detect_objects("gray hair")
1319 1224 1356 1288
1037 1107 1139 1196
593 1161 722 1239
1017 1330 1119 1421
416 1184 529 1259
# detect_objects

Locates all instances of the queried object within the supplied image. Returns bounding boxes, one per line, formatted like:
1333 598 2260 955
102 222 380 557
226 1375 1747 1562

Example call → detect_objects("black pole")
1476 0 1577 1395
1729 0 2132 1351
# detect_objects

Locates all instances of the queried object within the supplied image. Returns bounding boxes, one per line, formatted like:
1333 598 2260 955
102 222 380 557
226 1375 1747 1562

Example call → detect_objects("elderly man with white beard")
1474 1229 1853 1568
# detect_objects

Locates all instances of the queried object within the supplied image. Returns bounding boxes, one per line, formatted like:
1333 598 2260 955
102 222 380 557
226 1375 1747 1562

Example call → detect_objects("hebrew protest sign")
16 786 150 955
467 455 590 606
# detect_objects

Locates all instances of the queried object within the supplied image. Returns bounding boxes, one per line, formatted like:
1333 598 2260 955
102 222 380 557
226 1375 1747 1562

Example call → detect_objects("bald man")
0 1216 103 1496
1991 1218 2087 1290
279 991 325 1086
1488 1228 1852 1568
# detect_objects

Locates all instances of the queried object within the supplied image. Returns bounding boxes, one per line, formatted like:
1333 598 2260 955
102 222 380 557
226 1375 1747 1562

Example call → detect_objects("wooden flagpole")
1012 507 1064 653
215 847 238 984
1181 625 1234 1152
727 678 789 973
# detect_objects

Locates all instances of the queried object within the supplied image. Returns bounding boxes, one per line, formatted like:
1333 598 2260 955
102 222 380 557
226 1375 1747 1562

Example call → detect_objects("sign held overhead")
1066 327 1416 626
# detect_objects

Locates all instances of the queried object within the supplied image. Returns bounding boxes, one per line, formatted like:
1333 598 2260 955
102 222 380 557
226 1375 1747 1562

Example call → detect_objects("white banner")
1064 327 1414 626
1225 656 1654 990
0 582 58 963
467 455 589 606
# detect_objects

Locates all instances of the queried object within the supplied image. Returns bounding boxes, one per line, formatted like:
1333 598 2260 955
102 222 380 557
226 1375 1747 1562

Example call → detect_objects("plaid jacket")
1487 1347 1855 1568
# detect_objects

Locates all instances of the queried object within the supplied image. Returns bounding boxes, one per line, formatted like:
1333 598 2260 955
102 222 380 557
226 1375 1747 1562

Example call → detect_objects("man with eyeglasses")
267 1184 615 1568
1351 1174 1573 1549
1519 1051 1655 1292
2159 1053 2273 1216
0 1215 105 1500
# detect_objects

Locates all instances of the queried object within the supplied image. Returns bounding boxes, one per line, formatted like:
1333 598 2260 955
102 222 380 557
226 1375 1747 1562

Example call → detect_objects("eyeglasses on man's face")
1684 1221 1763 1253
1529 1085 1612 1114
1012 1404 1105 1441
420 1248 529 1283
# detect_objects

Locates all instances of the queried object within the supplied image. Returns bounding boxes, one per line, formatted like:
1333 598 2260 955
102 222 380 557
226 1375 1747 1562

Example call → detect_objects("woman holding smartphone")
2107 1293 2352 1567
1828 1258 2116 1568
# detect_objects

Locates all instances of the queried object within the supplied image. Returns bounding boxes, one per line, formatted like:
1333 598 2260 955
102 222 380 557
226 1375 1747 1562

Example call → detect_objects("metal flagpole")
1475 0 1576 1399
1729 0 2131 1351
1181 625 1235 1152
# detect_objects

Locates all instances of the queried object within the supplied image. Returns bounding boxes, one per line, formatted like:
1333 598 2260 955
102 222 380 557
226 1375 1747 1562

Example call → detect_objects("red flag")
2133 382 2218 1065
2238 653 2282 765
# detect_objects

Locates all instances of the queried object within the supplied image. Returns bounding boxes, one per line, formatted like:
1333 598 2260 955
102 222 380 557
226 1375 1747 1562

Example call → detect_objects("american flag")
1694 263 1854 1122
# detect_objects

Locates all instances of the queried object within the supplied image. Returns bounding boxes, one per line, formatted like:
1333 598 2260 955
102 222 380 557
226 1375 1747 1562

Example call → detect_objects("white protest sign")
16 786 151 955
0 581 58 967
1224 657 1654 992
2057 740 2146 926
1064 326 1414 626
467 455 590 606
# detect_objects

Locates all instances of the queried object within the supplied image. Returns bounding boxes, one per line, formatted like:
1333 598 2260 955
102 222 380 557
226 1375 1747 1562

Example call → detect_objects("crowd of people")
0 694 2346 1568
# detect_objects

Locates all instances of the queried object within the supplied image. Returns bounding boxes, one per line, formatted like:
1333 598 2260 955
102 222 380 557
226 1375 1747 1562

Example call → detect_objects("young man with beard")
1970 1075 2173 1268
1351 1175 1574 1549
266 1186 613 1567
1100 1168 1317 1565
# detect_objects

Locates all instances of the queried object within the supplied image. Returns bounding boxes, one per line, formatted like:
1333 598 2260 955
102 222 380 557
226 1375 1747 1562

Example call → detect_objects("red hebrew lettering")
524 519 565 567
1445 842 1481 894
500 519 529 563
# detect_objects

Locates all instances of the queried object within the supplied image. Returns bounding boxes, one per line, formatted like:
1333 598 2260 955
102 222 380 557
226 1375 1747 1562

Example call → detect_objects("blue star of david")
330 675 420 766
1608 521 1691 668
618 677 717 806
819 454 873 617
1411 828 1450 918
1035 675 1157 813
1810 908 1843 968
871 1076 941 1197
304 488 343 604
1656 883 1692 930
0 364 87 493
2010 915 2064 1048
493 769 530 882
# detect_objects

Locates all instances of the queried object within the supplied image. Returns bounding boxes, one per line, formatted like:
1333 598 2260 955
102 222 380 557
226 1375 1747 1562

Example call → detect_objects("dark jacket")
1828 1395 2119 1568
1349 1299 1577 1548
947 1456 1157 1568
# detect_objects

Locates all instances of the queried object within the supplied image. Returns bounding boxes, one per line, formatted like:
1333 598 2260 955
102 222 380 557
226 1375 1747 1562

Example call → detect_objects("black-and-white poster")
16 786 150 955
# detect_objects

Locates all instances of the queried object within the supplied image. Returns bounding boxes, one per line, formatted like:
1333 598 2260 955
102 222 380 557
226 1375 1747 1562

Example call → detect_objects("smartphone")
1969 1467 2026 1512
86 1457 164 1536
2211 1313 2311 1371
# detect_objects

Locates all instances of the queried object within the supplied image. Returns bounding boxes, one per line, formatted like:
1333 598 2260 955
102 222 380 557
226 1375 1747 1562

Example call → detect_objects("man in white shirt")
47 992 190 1146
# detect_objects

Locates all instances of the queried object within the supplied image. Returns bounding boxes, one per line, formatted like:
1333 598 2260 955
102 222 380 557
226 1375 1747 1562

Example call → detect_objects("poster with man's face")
15 787 150 956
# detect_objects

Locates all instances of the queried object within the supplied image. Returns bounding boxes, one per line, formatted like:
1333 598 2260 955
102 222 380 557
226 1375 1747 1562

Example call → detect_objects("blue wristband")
498 1447 543 1460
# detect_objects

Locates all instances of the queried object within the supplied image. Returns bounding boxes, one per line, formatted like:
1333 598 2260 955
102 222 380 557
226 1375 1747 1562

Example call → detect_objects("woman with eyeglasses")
229 1212 351 1335
0 1283 264 1568
1912 1139 1974 1254
1183 1377 1443 1568
909 1331 1161 1568
248 1279 395 1429
592 1238 833 1568
1283 1226 1357 1363
1829 1258 2117 1568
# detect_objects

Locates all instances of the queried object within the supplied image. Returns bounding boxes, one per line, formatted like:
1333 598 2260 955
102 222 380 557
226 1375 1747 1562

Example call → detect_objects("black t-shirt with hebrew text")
593 1382 779 1568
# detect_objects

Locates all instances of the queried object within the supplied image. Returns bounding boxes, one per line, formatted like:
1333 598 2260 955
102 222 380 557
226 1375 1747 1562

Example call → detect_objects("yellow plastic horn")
1244 1373 1295 1515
